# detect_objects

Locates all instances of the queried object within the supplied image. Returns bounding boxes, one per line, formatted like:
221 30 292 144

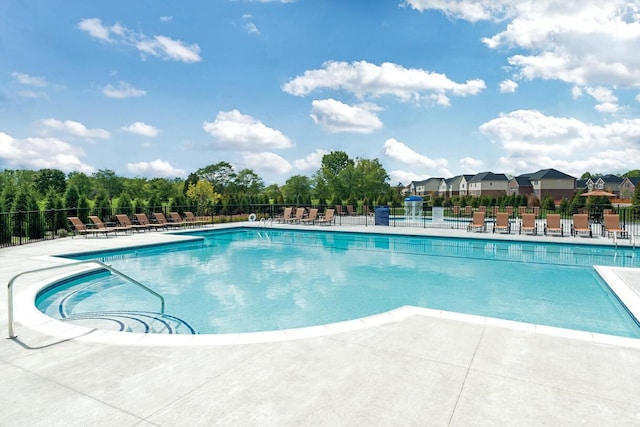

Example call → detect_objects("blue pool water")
37 228 640 337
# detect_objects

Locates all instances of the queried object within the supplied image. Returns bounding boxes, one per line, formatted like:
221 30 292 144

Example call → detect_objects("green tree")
94 191 112 220
282 175 312 204
34 168 66 196
77 195 90 224
186 181 220 214
623 170 640 178
64 185 80 217
234 169 264 196
542 195 555 211
197 162 236 194
117 192 133 217
318 151 354 202
67 172 93 198
633 185 640 206
93 169 123 201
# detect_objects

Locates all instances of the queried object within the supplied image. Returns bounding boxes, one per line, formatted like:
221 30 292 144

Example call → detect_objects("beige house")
528 168 575 201
468 172 508 197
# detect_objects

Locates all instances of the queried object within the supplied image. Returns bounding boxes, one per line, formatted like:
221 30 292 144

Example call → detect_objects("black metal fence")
1 203 639 249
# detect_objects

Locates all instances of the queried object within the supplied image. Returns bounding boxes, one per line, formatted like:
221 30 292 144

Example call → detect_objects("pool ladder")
6 260 165 339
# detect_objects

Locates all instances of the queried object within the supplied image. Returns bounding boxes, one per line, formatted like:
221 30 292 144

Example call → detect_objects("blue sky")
2 1 640 185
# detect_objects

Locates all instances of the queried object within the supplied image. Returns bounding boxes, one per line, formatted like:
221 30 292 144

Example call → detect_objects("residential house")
507 174 533 196
576 179 588 192
593 174 624 196
527 168 576 201
467 172 509 197
410 178 443 196
620 177 640 199
439 175 473 198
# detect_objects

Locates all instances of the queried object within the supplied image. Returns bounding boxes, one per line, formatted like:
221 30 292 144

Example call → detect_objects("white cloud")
0 132 94 173
203 110 295 150
241 152 293 174
12 72 47 87
411 1 640 113
460 156 484 171
242 14 261 35
282 60 485 105
388 170 428 186
383 138 448 169
310 99 383 133
136 35 202 63
293 149 330 171
127 159 186 177
121 122 159 137
160 16 173 23
18 90 48 99
78 18 201 63
499 79 518 93
584 86 619 113
103 81 146 98
479 109 640 177
403 0 514 22
39 118 111 140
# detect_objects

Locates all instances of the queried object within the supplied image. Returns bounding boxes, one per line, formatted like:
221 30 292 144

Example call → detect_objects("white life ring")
248 213 257 222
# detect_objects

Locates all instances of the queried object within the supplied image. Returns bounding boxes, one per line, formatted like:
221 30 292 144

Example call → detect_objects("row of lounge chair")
275 207 335 225
68 212 210 238
467 212 626 239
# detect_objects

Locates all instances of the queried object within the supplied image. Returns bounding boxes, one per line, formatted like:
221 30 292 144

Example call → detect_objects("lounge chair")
301 208 318 225
571 214 592 237
317 209 335 225
116 214 149 232
346 205 357 216
276 207 293 223
89 215 129 235
467 211 486 232
184 211 209 227
135 213 167 231
544 214 563 236
520 213 537 235
153 212 182 228
68 216 113 238
335 205 345 216
493 212 510 234
603 214 626 239
464 206 473 216
283 207 305 224
170 212 197 227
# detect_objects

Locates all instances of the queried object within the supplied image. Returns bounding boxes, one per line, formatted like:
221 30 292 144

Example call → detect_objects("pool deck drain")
2 223 640 425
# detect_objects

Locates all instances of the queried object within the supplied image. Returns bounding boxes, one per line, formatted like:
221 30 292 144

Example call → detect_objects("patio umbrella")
580 190 615 197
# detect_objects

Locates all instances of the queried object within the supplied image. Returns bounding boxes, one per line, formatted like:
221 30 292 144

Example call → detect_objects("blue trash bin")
374 206 389 226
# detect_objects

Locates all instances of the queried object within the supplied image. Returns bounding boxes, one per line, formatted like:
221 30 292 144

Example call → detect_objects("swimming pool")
36 228 640 338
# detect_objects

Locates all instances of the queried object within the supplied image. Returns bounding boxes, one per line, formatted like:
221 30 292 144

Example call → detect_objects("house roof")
576 179 588 188
446 174 474 185
511 174 533 186
623 177 640 186
527 168 575 180
597 174 624 184
468 172 508 183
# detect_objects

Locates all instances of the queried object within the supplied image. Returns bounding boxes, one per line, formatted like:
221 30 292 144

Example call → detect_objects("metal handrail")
7 260 165 339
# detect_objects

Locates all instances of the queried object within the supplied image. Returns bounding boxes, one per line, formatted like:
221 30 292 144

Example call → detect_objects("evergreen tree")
94 191 112 220
77 195 90 224
64 185 80 217
117 192 133 217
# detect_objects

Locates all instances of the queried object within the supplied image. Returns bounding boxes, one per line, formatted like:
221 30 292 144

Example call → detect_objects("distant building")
439 174 474 198
593 174 624 196
507 174 533 196
409 178 443 196
527 168 576 201
468 172 509 197
620 177 640 199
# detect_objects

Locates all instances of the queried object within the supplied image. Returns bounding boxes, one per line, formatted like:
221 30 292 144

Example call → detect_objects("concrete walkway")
2 224 640 426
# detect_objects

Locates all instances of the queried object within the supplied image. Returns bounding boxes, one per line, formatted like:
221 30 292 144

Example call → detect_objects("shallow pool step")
60 310 197 334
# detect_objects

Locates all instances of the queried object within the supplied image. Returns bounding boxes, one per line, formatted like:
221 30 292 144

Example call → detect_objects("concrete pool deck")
2 223 640 425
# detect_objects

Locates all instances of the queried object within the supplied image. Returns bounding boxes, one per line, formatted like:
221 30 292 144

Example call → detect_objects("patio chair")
520 213 537 235
153 212 182 228
184 211 209 227
276 207 293 223
493 212 511 234
301 208 319 225
467 211 486 232
603 214 626 239
335 205 345 216
116 214 149 232
316 209 335 225
89 215 129 235
283 207 305 224
346 205 357 216
135 213 167 231
170 212 197 227
68 216 112 238
544 214 563 236
571 214 592 237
